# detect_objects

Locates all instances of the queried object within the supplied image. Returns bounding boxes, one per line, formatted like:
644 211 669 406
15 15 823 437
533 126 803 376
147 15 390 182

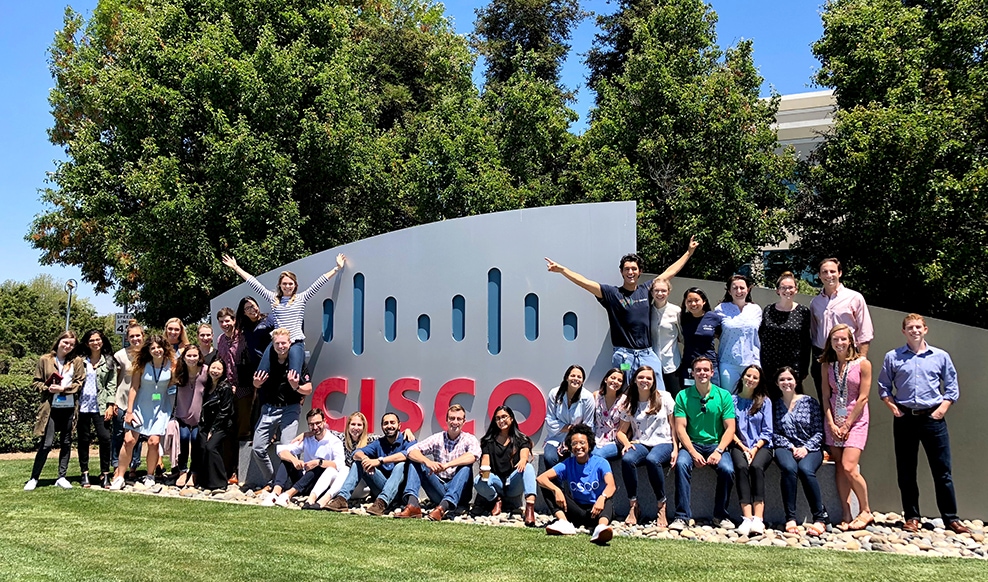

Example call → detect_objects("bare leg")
146 436 161 479
114 431 139 480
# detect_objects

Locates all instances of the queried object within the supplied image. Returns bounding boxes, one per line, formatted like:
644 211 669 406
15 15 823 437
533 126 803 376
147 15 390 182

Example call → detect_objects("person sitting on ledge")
473 406 538 527
395 404 480 521
260 408 343 507
536 423 616 544
670 356 736 531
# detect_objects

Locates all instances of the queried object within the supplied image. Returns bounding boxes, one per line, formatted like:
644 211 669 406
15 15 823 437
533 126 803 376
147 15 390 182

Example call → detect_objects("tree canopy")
796 0 988 325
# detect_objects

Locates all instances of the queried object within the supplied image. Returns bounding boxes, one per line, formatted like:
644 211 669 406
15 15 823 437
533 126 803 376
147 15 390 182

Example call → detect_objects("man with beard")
322 412 416 515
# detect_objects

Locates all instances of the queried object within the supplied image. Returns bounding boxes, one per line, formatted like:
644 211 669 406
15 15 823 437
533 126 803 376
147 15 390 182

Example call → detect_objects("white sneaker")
668 518 687 531
108 476 125 490
24 478 38 491
274 493 290 507
142 476 156 487
259 492 276 507
590 524 614 545
545 520 577 536
55 477 73 489
737 518 752 536
718 518 736 529
749 518 765 535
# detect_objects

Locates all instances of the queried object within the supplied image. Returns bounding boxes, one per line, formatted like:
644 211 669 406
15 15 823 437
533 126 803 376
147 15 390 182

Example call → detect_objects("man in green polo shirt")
670 356 736 530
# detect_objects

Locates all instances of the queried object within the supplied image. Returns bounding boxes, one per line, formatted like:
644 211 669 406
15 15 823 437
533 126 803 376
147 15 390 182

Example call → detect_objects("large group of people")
23 245 973 545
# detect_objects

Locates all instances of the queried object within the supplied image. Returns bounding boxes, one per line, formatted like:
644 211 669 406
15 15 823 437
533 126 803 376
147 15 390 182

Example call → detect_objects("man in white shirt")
261 408 344 507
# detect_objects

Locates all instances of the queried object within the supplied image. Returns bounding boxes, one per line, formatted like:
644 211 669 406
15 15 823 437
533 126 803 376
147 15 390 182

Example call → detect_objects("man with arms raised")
395 405 480 521
546 237 698 383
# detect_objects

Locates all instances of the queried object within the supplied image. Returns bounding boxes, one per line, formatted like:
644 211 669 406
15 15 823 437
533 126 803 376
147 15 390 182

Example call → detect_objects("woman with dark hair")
197 358 236 490
591 368 626 460
715 275 761 393
25 331 84 491
537 423 617 544
172 344 206 487
680 287 722 386
773 366 829 536
222 252 345 376
235 296 271 375
109 335 177 490
819 324 873 530
75 329 117 488
473 406 538 526
615 366 677 526
542 365 595 468
731 365 773 535
759 271 811 388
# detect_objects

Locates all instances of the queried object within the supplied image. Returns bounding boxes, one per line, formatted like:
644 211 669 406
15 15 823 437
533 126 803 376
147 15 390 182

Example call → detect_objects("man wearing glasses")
260 408 343 507
670 357 736 530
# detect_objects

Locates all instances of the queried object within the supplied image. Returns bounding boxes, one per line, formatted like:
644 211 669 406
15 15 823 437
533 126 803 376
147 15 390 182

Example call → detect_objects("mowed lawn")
2 459 986 582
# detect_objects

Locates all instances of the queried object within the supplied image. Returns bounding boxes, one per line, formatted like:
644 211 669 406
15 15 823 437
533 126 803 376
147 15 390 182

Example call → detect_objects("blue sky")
0 0 823 315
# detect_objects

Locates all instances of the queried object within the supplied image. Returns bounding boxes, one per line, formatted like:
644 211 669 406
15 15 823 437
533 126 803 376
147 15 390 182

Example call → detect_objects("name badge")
152 393 162 401
835 404 847 418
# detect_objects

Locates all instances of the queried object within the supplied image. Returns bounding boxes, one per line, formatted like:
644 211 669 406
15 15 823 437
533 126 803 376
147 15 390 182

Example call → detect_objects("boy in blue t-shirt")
536 424 617 544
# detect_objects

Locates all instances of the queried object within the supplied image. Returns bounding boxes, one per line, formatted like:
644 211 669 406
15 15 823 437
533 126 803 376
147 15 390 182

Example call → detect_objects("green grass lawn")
3 459 986 582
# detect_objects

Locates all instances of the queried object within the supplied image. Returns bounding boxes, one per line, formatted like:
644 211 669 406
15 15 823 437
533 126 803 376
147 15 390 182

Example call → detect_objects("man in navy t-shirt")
546 236 698 384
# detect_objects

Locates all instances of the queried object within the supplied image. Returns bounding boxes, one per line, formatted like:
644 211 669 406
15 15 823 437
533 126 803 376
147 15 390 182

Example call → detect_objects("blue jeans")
775 448 828 522
251 403 302 484
541 445 566 470
622 443 673 503
613 347 665 388
674 443 735 521
592 442 620 460
177 422 199 473
256 341 305 375
342 462 407 506
474 464 537 500
404 463 472 507
893 413 958 522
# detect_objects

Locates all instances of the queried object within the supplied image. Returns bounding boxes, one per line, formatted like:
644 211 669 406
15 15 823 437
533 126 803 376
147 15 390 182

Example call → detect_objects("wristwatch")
715 447 725 454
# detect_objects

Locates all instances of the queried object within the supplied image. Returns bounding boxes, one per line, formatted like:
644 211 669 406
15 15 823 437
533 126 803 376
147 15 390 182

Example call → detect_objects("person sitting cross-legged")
536 423 617 545
260 408 343 507
395 405 481 521
320 412 416 515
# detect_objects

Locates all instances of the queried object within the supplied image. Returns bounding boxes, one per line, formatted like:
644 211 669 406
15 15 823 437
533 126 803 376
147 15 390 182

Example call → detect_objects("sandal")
807 522 826 537
626 499 640 526
847 512 874 531
785 520 799 534
175 471 188 488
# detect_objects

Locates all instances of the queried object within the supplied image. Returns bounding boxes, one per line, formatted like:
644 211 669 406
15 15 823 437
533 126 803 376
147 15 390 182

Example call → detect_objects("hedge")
0 374 38 453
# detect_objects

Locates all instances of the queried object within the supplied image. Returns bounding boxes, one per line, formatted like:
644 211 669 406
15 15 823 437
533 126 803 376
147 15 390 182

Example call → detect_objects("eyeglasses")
307 422 324 428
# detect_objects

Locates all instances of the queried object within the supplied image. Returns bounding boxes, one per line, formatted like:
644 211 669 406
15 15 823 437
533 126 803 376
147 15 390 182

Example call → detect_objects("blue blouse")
772 396 823 452
715 302 762 367
733 395 773 448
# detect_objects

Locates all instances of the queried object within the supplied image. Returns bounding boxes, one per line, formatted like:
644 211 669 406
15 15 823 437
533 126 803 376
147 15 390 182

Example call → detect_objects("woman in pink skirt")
819 323 873 530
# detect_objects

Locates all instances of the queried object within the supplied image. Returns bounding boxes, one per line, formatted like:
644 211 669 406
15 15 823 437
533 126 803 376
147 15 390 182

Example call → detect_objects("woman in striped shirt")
222 252 345 375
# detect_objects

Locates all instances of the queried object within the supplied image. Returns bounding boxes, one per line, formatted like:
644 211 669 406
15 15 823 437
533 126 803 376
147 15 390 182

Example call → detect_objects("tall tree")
574 0 797 277
472 0 586 87
30 0 488 323
797 0 988 324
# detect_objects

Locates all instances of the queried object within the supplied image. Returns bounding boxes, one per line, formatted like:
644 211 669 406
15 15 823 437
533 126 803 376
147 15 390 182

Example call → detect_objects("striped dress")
247 273 330 343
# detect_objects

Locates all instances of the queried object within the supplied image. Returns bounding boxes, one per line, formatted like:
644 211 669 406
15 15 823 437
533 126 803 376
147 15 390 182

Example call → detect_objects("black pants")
77 411 113 474
541 479 613 528
198 428 229 490
731 446 773 505
809 346 825 400
274 462 325 495
894 412 958 522
32 407 75 480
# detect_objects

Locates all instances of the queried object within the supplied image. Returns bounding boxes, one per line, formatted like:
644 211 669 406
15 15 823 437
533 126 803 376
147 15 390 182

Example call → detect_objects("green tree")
472 0 586 87
30 0 486 323
0 275 114 359
797 0 988 324
573 0 797 278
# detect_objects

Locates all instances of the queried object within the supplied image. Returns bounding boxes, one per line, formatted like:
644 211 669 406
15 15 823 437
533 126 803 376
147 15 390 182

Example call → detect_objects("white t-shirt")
277 431 345 471
621 391 676 447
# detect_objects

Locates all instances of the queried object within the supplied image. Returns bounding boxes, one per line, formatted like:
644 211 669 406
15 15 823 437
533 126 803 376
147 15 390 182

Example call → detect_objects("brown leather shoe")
366 498 388 516
326 496 349 512
902 518 921 533
490 497 502 516
947 520 972 534
427 506 446 521
524 501 536 527
394 505 422 519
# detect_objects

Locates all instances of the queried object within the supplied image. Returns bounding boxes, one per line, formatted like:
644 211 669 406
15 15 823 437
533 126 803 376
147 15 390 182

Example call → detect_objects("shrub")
0 374 39 453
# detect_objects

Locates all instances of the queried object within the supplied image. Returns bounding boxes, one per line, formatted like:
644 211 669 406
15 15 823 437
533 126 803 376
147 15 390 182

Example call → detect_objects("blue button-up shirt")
877 343 959 409
357 433 415 473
